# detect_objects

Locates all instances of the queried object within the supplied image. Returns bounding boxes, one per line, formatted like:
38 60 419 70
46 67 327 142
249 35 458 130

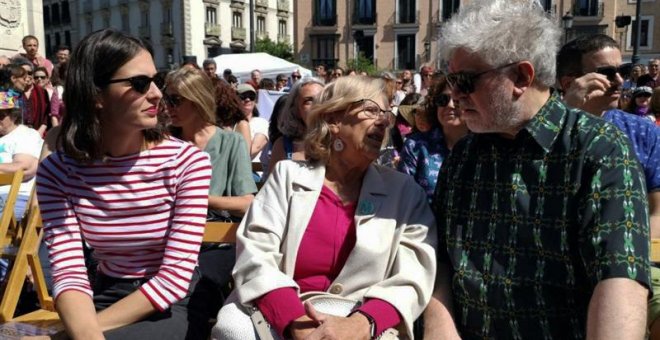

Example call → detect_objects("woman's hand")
302 302 371 340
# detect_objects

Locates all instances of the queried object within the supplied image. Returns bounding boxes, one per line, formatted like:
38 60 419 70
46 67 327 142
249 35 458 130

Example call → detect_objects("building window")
312 34 337 68
314 0 336 26
52 3 61 25
44 5 51 27
278 19 287 37
206 6 217 24
355 34 374 64
397 34 416 70
233 11 243 28
541 0 553 13
575 0 600 16
65 31 71 48
442 0 459 21
353 0 375 25
55 32 61 47
45 34 51 57
86 18 93 34
397 0 415 24
142 10 150 27
257 16 266 34
628 16 654 50
62 1 71 24
122 11 130 32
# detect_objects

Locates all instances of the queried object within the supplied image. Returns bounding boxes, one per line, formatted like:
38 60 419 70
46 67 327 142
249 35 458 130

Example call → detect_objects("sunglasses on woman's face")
34 75 47 80
106 75 156 94
164 93 184 107
434 94 453 107
240 92 256 101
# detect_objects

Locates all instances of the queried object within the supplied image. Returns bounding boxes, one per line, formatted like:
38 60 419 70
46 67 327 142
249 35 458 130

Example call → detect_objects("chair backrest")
0 170 24 249
203 221 239 243
0 196 45 322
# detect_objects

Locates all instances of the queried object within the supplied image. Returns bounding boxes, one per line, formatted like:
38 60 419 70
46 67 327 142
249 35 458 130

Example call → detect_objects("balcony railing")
277 0 289 12
138 25 151 38
572 2 604 17
205 23 221 37
161 22 173 36
278 34 290 43
256 31 269 40
83 2 92 13
256 0 268 7
99 0 110 9
232 26 247 40
397 9 419 25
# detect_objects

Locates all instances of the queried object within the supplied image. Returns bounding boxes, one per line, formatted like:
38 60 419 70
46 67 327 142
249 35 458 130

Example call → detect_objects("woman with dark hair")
36 29 212 339
267 77 324 174
397 75 468 202
215 80 251 152
33 65 63 127
10 60 51 136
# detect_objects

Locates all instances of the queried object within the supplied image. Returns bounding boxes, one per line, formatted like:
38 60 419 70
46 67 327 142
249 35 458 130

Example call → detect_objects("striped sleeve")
139 145 212 311
36 154 93 301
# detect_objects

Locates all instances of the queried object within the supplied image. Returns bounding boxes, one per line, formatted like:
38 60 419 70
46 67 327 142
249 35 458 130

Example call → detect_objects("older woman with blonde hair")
212 75 437 340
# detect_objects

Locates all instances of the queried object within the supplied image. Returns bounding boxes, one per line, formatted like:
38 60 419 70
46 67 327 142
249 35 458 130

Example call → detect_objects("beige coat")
231 160 437 338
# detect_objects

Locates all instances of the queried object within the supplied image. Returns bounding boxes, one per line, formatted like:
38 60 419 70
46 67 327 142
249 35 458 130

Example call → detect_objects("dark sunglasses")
239 92 256 101
434 94 452 107
446 61 519 94
25 71 33 76
292 75 301 79
106 75 156 94
594 65 626 82
164 93 184 107
34 75 47 80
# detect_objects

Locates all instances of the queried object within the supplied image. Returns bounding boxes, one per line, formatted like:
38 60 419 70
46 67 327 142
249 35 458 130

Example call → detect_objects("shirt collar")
520 91 567 153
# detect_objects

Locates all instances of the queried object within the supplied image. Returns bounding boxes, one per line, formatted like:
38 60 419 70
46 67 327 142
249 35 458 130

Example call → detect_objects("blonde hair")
304 75 387 164
166 67 216 124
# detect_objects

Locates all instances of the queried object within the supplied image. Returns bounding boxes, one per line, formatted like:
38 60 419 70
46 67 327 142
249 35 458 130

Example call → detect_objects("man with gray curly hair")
429 1 650 339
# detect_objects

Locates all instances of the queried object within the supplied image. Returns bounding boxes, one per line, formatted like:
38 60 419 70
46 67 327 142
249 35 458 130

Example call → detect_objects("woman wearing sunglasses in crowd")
267 77 324 175
36 29 212 339
398 75 468 203
34 66 63 128
214 80 252 153
212 75 436 340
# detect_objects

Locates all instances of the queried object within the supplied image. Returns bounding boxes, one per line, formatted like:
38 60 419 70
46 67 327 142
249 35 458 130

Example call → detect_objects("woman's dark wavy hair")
58 29 166 163
214 81 246 127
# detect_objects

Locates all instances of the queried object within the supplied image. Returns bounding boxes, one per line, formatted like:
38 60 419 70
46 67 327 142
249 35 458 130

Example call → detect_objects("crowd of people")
0 0 659 339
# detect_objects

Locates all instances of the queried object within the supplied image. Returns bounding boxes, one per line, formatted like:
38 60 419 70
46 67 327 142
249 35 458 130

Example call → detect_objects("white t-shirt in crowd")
249 116 270 162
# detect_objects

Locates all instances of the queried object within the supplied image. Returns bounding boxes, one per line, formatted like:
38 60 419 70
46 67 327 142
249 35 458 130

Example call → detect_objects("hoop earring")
333 138 344 152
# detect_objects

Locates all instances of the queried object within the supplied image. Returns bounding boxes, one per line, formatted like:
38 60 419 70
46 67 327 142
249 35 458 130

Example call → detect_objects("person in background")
215 80 252 153
54 45 70 65
275 73 288 92
238 84 269 163
400 69 415 94
15 35 53 76
259 78 276 91
222 68 233 82
417 66 434 97
397 75 468 203
268 77 324 174
227 75 238 89
36 28 211 339
651 87 660 127
331 67 344 81
623 64 644 90
203 58 220 84
0 56 11 69
315 64 328 81
11 59 51 136
212 75 436 340
260 94 289 176
246 69 262 90
625 86 654 119
33 66 62 127
638 59 659 89
290 70 302 86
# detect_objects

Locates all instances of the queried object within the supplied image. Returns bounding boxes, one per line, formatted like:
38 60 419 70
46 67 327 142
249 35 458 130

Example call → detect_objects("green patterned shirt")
433 93 651 340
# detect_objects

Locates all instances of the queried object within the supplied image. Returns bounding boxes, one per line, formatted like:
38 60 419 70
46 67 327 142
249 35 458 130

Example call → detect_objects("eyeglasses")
434 94 453 107
446 61 519 94
352 98 394 125
422 73 433 78
106 75 155 94
594 65 627 82
649 64 659 68
239 92 256 101
34 75 47 80
164 93 184 107
395 80 403 85
292 75 301 79
25 71 33 76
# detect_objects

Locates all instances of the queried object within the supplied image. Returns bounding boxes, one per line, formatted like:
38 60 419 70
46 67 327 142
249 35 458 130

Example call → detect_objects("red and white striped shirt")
36 137 212 311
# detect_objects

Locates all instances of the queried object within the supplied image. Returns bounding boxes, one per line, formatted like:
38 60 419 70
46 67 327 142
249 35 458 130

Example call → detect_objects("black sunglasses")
239 92 256 101
292 75 301 79
164 93 184 107
106 75 155 94
434 94 452 107
594 65 626 82
446 61 519 94
34 75 47 80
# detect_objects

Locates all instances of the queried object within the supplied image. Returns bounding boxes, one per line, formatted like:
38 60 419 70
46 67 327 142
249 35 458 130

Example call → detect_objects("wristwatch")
349 309 377 340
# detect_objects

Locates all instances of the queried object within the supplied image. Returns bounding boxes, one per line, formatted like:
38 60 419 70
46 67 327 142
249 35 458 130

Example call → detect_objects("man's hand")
562 73 612 116
302 302 371 340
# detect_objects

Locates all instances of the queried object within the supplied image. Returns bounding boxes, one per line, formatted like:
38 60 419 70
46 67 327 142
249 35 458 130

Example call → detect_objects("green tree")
346 53 378 76
255 37 293 62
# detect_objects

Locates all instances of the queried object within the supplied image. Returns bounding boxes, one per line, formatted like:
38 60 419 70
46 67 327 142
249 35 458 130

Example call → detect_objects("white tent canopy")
212 52 312 83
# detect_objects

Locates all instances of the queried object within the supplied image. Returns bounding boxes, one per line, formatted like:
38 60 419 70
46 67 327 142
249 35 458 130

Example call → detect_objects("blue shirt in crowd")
397 127 450 202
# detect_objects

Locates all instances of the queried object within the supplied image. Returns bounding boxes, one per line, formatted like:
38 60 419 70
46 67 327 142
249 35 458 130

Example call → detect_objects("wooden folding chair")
0 170 24 249
652 239 660 263
203 221 239 244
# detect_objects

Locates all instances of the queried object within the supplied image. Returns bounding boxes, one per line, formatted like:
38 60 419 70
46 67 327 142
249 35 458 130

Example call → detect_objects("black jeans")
93 268 208 340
